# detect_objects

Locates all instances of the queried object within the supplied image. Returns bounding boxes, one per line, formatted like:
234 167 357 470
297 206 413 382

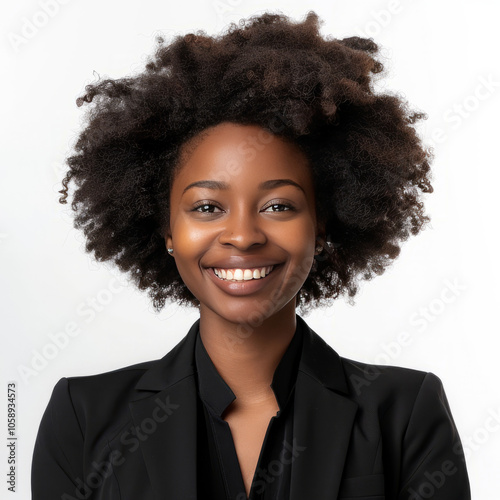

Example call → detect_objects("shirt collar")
194 318 304 418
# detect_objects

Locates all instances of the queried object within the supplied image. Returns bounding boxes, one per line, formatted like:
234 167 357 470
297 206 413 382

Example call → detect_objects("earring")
167 248 174 255
315 244 323 255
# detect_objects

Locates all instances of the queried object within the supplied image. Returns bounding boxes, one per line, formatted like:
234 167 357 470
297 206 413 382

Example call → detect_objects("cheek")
170 220 213 278
274 218 316 253
172 216 213 253
272 219 316 284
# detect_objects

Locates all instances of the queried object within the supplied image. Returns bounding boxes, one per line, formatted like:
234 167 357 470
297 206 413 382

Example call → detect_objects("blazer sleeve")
398 372 471 499
31 377 84 500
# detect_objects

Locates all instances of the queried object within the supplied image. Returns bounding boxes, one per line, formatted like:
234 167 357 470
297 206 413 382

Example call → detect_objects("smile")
212 265 274 281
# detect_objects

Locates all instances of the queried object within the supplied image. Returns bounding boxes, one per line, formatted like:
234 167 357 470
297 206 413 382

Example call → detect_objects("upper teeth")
213 266 274 281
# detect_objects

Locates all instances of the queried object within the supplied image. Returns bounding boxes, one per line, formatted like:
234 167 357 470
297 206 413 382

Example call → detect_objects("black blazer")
32 315 471 499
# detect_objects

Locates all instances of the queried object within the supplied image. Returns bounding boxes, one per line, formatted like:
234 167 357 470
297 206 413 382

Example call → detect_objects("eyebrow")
182 178 306 196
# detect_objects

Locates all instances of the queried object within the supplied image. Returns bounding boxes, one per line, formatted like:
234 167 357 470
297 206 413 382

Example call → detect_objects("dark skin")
165 121 325 495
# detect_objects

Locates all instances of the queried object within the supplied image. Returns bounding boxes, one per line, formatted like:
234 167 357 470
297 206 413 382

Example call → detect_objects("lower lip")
205 265 281 296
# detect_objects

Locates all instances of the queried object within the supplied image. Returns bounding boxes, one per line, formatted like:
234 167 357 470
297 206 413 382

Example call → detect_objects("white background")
1 0 499 497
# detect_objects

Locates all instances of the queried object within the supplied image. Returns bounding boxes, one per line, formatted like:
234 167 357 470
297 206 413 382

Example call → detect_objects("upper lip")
205 258 282 269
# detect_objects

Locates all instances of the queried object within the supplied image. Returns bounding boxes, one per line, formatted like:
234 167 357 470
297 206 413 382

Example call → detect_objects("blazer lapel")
128 319 201 500
290 317 358 500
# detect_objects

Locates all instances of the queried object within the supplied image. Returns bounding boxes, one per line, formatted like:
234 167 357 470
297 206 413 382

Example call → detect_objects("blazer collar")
128 314 357 500
133 314 349 395
133 318 200 392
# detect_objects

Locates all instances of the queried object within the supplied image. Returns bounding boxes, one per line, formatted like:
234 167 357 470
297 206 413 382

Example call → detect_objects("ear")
165 233 173 250
163 223 173 250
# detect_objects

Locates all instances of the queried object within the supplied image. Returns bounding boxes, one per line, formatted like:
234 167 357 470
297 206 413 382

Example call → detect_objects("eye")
262 201 295 212
191 202 223 214
191 200 296 214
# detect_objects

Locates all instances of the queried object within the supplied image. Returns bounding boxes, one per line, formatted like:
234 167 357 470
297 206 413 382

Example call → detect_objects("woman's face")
165 121 321 325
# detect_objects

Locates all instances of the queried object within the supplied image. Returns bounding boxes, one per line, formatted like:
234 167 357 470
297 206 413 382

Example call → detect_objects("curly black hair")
59 10 433 315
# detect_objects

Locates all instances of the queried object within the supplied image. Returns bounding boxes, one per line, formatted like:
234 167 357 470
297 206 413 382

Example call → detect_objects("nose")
217 209 267 250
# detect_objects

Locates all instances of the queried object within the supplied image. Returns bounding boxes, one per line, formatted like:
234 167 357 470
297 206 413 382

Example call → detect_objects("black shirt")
194 321 304 500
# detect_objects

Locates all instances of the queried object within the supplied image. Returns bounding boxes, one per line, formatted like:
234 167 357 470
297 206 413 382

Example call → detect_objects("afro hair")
59 10 433 315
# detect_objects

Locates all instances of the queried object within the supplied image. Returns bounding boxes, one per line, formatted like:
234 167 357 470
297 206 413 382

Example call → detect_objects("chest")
224 404 280 496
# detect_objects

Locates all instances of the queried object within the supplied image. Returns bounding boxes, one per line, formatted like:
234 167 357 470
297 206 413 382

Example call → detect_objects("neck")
198 302 297 411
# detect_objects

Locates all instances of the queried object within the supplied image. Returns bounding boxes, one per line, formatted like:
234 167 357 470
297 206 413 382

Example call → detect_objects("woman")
32 11 471 500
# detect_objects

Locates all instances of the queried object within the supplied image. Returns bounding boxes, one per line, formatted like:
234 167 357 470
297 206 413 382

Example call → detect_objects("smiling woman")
32 10 471 500
166 122 319 322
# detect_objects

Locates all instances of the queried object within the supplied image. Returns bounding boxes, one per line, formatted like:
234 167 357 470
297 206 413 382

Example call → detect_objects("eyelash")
191 200 296 214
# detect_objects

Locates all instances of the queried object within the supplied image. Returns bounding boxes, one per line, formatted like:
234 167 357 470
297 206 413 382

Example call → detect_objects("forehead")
174 122 312 187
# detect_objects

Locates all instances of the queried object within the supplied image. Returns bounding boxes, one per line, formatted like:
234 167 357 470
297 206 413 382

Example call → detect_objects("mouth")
211 265 276 282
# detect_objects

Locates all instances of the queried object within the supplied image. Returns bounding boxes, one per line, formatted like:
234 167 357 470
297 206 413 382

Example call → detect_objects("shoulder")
337 356 458 455
299 316 445 412
44 358 162 437
341 356 431 395
330 359 470 496
39 318 199 438
63 357 157 398
339 356 447 416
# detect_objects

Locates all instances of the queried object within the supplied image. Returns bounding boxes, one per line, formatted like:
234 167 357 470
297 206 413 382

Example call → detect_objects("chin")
210 295 294 324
